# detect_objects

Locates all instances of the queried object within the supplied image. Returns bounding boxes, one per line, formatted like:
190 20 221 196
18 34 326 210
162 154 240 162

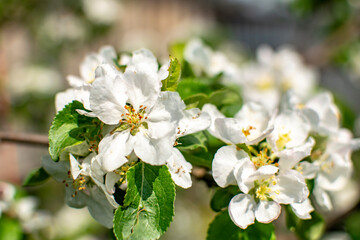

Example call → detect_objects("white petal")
176 108 211 138
297 161 319 179
133 131 172 165
228 194 256 229
212 146 249 188
313 185 333 211
105 172 121 194
278 137 315 170
67 75 86 88
98 132 132 172
69 154 81 179
55 87 90 112
158 61 170 81
167 148 192 189
233 158 256 193
255 200 281 224
90 74 127 125
99 45 117 64
317 153 352 191
147 120 177 139
126 48 159 76
267 111 310 152
202 103 225 137
124 70 160 110
290 199 314 219
214 118 246 144
147 91 185 122
271 170 309 204
80 53 100 83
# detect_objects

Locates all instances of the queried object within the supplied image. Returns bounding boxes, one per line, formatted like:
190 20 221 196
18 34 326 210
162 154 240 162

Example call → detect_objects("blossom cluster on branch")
25 39 360 240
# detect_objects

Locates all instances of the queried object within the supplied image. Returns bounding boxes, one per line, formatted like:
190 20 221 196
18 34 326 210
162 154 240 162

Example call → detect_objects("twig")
0 132 49 147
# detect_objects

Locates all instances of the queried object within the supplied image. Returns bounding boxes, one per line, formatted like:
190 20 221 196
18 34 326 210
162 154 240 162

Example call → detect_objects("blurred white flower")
39 13 86 43
8 64 62 97
82 0 121 25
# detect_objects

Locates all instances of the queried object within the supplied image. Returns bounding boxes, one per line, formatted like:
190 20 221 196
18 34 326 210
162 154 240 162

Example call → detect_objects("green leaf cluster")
113 162 175 240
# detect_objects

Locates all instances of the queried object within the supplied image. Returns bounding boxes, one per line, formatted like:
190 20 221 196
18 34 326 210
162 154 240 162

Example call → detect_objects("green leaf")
0 216 23 240
209 89 242 108
48 101 94 161
184 93 209 109
23 167 50 187
177 78 212 99
345 211 360 239
210 186 240 212
169 42 185 63
177 131 208 151
207 210 276 240
285 206 325 240
113 162 175 240
161 57 181 91
180 148 213 169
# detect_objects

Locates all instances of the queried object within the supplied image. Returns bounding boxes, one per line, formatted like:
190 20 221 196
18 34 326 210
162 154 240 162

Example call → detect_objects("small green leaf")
180 148 212 169
285 206 325 240
177 131 207 151
161 57 181 91
184 93 209 109
169 42 185 63
113 162 175 240
23 167 50 187
207 210 276 240
209 89 242 108
49 101 94 161
0 216 23 240
210 186 240 212
177 78 212 99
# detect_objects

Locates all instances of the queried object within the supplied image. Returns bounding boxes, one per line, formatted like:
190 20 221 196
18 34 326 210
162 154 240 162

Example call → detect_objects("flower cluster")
47 46 211 228
37 39 360 239
184 39 360 229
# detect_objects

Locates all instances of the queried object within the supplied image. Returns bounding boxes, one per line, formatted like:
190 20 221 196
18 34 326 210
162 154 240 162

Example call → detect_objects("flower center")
242 126 256 138
276 131 291 150
255 184 272 201
256 74 274 90
251 148 273 168
251 177 278 201
112 105 148 135
63 170 89 198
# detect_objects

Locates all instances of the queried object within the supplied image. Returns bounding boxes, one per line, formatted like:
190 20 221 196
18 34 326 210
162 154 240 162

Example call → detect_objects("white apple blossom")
55 46 117 112
203 102 274 145
281 91 340 136
166 108 211 189
89 62 183 171
221 160 308 229
184 39 241 84
239 46 317 111
266 110 314 170
310 129 360 211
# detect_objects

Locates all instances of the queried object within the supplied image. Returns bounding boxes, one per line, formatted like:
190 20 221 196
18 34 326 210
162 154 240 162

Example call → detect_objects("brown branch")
0 132 49 147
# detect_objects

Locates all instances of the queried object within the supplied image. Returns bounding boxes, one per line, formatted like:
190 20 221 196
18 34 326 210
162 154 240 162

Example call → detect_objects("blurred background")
1 0 360 239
